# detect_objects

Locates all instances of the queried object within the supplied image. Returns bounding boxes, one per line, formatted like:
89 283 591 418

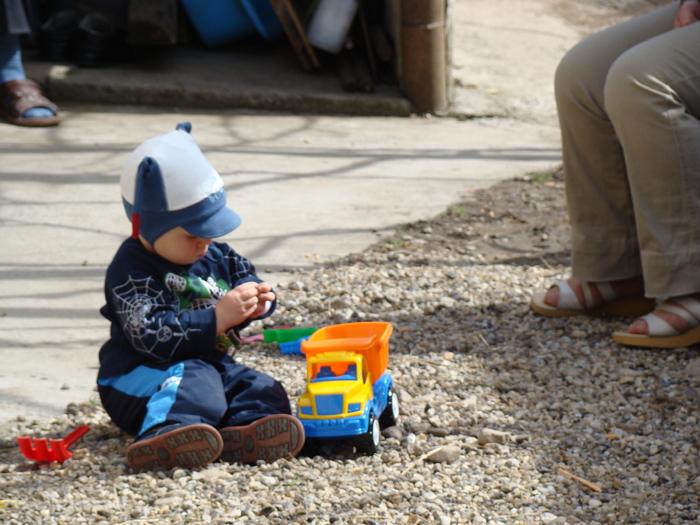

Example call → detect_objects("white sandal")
612 295 700 348
531 279 655 318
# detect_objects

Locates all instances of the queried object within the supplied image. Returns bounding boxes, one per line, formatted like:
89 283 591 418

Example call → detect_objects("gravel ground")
2 167 700 524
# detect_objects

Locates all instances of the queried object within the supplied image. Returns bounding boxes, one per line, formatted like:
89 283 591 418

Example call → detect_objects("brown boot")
219 414 305 464
126 423 223 472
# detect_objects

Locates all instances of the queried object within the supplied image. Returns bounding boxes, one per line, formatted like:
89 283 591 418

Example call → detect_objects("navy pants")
98 359 292 438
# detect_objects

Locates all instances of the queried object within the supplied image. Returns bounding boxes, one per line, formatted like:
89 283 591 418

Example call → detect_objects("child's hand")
249 282 276 319
215 281 262 333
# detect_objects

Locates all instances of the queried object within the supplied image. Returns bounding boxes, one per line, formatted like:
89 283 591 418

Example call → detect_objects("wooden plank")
357 2 377 82
282 0 320 68
267 0 320 71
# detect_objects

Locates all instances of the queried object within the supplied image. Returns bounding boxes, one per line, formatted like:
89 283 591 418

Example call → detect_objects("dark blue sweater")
98 238 275 379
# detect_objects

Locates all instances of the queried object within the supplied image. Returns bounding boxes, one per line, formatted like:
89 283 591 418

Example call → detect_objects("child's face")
149 227 213 265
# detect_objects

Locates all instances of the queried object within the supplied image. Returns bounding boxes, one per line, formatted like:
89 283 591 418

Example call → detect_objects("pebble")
426 445 461 463
477 428 511 445
2 199 700 525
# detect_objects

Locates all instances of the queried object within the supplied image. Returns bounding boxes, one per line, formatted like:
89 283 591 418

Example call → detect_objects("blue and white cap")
121 122 241 244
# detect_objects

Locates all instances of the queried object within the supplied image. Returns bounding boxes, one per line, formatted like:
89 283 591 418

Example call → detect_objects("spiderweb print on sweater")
112 276 196 359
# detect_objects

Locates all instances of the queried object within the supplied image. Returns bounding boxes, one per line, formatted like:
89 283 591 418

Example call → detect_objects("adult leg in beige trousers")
531 2 700 347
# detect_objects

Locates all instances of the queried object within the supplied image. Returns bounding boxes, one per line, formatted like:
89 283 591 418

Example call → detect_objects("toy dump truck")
296 322 399 453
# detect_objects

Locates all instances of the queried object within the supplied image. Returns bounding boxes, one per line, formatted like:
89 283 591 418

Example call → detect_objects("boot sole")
219 414 305 464
126 423 223 472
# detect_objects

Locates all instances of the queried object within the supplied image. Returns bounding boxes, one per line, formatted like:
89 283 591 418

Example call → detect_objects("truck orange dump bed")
301 322 393 384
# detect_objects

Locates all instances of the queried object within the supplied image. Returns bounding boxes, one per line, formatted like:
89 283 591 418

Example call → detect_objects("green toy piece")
263 327 318 344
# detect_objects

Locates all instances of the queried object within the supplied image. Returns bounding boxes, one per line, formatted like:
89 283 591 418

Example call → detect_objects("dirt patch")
337 164 572 269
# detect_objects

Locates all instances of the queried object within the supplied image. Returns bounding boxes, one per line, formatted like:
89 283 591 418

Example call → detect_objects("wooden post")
400 0 447 113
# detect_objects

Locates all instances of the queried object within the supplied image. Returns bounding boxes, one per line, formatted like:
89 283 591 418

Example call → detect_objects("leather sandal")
0 79 61 127
613 295 700 348
531 279 655 318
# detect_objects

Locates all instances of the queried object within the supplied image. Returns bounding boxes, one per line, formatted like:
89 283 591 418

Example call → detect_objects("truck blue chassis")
300 373 393 439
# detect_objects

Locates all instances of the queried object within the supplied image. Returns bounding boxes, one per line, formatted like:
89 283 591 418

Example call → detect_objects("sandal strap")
580 281 594 309
672 295 700 320
638 311 679 337
556 280 617 310
595 281 617 302
555 280 583 310
0 79 58 120
639 295 700 337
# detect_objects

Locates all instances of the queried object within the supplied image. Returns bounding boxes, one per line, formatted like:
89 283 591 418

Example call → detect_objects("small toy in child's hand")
216 329 242 356
17 425 90 463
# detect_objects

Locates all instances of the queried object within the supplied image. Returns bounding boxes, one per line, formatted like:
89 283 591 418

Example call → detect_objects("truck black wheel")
354 415 380 454
379 387 400 429
299 437 320 457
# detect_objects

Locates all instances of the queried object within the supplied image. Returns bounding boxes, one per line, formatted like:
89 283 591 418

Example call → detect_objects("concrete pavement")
0 0 588 434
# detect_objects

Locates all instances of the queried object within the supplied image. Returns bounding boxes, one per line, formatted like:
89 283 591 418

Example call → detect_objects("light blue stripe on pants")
98 363 184 436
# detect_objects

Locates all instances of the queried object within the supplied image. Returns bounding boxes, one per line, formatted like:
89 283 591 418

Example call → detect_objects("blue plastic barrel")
181 0 282 48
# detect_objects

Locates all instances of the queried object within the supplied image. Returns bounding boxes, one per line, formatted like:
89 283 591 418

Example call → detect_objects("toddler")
97 123 304 472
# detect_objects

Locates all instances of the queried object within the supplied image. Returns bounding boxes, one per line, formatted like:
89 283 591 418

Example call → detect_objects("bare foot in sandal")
544 277 645 309
531 276 655 318
613 293 700 348
0 79 61 127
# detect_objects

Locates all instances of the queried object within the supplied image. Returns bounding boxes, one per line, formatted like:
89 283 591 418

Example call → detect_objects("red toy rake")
17 425 90 463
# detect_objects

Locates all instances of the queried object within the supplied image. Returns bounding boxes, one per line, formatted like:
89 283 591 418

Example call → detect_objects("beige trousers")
557 2 700 298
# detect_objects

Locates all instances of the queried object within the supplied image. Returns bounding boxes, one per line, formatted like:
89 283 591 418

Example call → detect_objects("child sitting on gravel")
97 122 304 472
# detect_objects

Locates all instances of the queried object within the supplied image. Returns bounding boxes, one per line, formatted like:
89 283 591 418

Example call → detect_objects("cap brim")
182 206 242 239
